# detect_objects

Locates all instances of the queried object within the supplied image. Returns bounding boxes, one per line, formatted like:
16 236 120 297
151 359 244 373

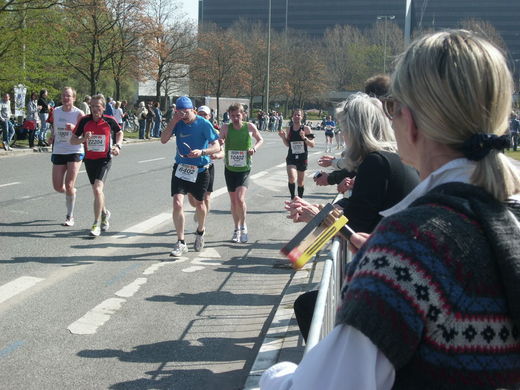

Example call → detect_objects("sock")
179 239 185 244
241 225 247 232
196 229 204 235
66 193 76 217
298 186 304 198
288 182 295 199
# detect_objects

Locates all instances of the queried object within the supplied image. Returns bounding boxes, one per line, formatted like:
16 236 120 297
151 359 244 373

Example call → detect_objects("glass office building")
199 0 519 63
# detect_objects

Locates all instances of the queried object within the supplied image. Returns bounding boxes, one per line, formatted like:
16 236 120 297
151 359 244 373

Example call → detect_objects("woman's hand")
314 172 329 186
284 196 320 223
337 177 355 193
318 155 334 167
348 232 371 254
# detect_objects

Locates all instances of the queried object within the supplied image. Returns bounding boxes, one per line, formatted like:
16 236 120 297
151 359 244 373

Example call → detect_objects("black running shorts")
171 164 210 201
51 153 84 165
84 158 111 184
224 168 250 192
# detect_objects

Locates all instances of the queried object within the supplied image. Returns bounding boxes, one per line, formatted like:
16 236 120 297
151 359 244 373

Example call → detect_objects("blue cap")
176 96 193 109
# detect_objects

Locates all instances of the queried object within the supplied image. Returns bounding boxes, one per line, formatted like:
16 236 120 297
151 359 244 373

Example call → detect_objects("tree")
109 0 144 100
140 0 195 102
60 0 129 95
459 18 507 52
191 24 251 119
367 20 404 76
284 33 327 109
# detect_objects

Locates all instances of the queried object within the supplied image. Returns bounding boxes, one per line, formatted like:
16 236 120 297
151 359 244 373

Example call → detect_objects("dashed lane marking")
115 278 147 298
0 182 20 188
0 276 44 305
67 298 126 335
138 157 165 163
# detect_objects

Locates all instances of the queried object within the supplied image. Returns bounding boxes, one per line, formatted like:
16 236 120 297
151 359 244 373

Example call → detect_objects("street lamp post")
377 15 395 74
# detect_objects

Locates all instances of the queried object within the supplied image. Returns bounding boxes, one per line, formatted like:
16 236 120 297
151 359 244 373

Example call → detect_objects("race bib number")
175 163 198 183
55 127 71 144
228 150 247 167
290 141 305 154
87 135 106 152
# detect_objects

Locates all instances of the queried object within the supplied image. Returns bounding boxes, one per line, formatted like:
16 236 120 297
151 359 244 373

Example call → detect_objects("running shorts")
286 157 308 172
171 164 210 201
207 163 215 193
51 153 84 165
84 158 111 184
224 167 250 192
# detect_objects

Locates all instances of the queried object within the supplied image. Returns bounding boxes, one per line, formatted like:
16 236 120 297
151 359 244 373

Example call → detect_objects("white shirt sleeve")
259 325 395 390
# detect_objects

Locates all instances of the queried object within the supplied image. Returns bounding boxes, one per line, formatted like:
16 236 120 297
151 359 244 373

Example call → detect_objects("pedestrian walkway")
244 251 327 389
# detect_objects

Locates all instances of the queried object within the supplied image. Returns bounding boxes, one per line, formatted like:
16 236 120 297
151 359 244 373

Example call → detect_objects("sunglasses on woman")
381 96 402 120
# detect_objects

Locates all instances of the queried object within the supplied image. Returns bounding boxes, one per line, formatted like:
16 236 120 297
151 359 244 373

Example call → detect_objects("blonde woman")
262 30 520 390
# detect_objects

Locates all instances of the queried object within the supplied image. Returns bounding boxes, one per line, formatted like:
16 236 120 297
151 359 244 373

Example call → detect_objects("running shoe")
231 229 240 243
90 223 101 237
240 229 248 243
194 231 205 251
101 210 111 231
62 216 75 227
170 241 188 257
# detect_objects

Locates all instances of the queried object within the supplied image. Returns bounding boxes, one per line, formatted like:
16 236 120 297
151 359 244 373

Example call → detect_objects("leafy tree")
284 33 327 109
109 0 143 100
60 0 129 95
140 0 195 102
191 23 251 119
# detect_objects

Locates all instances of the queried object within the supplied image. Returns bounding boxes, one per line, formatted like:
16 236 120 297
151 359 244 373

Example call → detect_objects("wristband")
253 147 256 153
201 149 206 156
115 143 122 150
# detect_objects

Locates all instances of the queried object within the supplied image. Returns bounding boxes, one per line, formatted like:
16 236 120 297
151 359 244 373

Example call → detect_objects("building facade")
200 0 519 66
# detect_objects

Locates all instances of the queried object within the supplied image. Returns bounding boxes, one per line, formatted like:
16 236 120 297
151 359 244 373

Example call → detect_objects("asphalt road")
0 132 337 389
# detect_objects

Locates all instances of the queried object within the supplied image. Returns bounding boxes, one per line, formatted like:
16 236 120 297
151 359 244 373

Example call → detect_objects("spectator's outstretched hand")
318 155 334 167
284 196 321 223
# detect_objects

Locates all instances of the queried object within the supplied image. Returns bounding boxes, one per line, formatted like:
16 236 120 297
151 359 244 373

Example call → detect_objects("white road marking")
250 171 268 180
211 187 228 198
79 170 85 173
0 276 44 305
138 157 165 163
112 213 171 238
0 182 20 188
182 266 205 273
275 163 285 168
143 259 187 274
115 278 147 298
67 298 126 334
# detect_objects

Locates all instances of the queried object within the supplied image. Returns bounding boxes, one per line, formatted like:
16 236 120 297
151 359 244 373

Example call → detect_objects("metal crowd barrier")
304 198 352 353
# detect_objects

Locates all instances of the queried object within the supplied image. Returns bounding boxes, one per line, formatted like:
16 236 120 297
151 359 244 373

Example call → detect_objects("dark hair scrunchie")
460 133 510 161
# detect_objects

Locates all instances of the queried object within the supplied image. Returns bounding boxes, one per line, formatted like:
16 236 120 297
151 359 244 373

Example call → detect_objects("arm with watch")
248 122 264 156
111 128 123 156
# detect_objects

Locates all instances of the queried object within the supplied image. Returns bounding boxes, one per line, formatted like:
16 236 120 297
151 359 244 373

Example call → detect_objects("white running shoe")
231 229 240 243
101 210 111 231
62 216 74 227
170 241 188 257
90 223 101 237
194 231 205 251
240 229 248 243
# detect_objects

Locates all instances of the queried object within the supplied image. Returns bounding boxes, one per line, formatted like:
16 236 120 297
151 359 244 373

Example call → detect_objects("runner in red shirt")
71 94 122 237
